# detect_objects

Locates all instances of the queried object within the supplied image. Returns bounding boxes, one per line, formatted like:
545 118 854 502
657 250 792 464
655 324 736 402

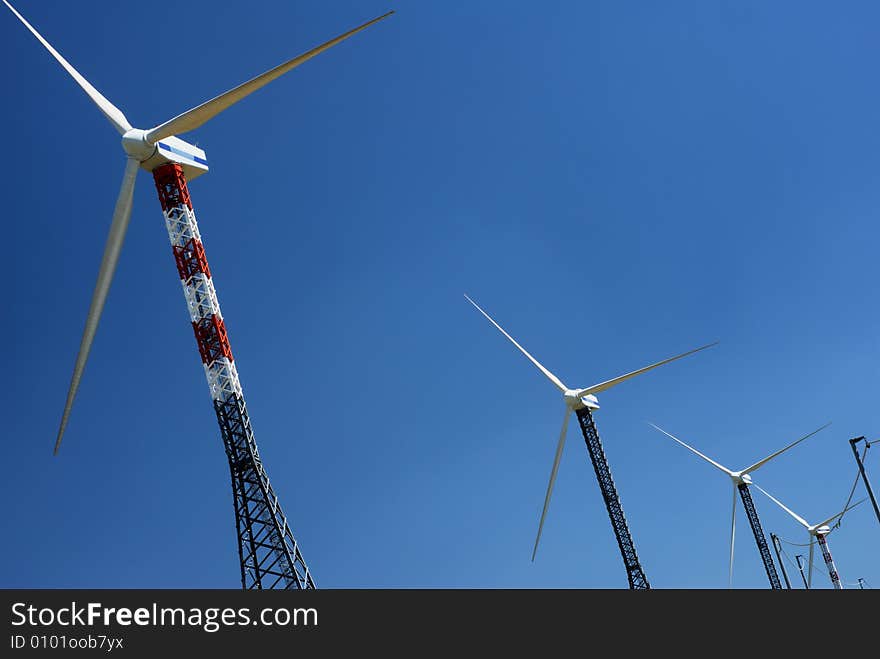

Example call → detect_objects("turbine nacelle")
564 389 599 410
730 472 752 486
814 525 831 536
121 129 209 181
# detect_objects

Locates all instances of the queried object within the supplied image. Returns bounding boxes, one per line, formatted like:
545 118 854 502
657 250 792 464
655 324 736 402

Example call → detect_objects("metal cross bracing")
736 483 783 589
153 163 314 590
575 408 650 590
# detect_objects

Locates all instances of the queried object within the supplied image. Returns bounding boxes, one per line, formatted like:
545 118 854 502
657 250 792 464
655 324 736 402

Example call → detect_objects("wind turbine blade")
816 497 867 530
647 423 734 476
752 484 811 529
464 295 568 392
741 422 831 475
578 342 718 397
2 0 131 134
729 485 737 589
532 408 571 561
144 11 394 144
808 537 815 588
54 157 139 454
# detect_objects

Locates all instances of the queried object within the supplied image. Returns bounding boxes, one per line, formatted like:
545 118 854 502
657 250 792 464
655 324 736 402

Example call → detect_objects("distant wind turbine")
754 484 864 590
648 422 830 589
465 294 716 589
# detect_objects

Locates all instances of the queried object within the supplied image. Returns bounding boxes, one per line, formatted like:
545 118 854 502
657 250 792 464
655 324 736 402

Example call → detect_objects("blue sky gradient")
1 0 878 589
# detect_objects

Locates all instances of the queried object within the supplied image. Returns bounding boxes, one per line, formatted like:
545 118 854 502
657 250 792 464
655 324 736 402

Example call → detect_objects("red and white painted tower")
154 163 313 589
815 531 842 590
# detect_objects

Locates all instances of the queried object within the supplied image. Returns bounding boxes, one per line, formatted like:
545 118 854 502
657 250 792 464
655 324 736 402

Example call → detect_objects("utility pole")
795 555 809 590
849 437 880 527
770 533 791 589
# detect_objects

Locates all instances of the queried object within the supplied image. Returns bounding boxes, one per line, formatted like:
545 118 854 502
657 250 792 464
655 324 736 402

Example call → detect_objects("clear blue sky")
2 0 878 589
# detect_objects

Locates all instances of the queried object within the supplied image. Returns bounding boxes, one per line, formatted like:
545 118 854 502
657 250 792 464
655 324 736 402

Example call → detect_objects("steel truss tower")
153 163 314 590
737 484 783 589
575 408 649 589
816 533 843 590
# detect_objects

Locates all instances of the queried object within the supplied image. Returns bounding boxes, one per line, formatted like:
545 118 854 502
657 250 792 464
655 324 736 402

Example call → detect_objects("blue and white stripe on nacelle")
141 135 209 181
158 140 208 166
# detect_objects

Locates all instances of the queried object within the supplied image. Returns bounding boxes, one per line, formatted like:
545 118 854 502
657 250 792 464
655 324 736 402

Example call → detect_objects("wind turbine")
464 294 716 589
4 0 393 589
647 422 830 589
754 484 864 590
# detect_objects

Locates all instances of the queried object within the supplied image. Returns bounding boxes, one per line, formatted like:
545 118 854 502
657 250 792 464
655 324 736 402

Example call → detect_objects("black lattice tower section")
152 163 315 590
574 408 650 590
736 483 782 589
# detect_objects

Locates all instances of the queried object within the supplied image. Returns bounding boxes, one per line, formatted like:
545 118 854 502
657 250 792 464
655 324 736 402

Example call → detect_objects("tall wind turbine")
754 485 864 590
4 0 393 589
648 422 830 589
464 295 716 589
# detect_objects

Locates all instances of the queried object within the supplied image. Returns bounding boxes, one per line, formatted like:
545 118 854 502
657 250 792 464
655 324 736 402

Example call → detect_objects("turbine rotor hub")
121 128 156 161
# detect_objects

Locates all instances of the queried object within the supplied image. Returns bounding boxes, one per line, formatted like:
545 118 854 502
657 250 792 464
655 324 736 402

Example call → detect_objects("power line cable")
833 437 879 529
833 452 865 530
776 540 803 574
777 535 829 586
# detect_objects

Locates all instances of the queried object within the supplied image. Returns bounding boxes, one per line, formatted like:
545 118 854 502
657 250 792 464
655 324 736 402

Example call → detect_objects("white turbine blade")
144 11 393 144
578 342 718 397
752 484 811 529
2 0 131 134
54 157 139 455
532 408 571 561
808 537 815 588
729 485 737 589
647 423 734 476
741 422 831 475
464 295 568 392
816 497 866 530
